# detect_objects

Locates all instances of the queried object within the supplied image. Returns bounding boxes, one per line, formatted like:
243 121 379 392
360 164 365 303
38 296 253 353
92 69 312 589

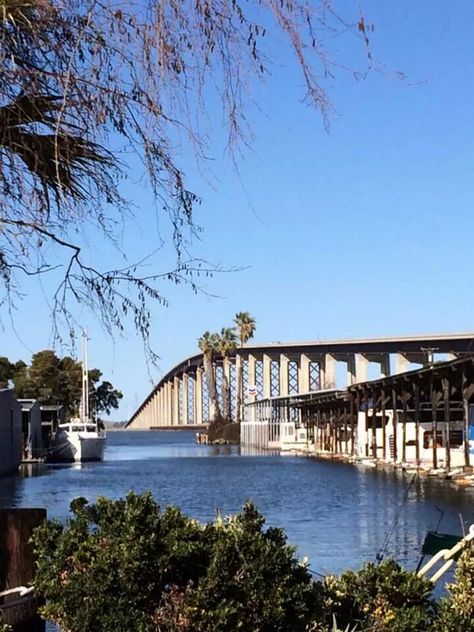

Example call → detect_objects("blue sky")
2 1 474 420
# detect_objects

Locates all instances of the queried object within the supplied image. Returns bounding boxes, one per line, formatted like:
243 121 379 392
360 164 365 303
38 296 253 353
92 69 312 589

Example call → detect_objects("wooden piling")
401 390 408 464
371 388 378 459
431 380 438 470
413 382 421 467
443 377 451 471
350 394 356 456
381 389 387 461
0 508 46 632
462 370 472 468
391 389 398 463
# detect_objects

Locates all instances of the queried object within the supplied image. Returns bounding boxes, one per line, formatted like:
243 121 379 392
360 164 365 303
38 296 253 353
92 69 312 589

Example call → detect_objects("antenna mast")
82 331 89 421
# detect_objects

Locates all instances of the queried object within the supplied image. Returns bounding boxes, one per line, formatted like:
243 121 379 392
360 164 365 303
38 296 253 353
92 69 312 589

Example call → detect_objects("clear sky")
2 1 474 420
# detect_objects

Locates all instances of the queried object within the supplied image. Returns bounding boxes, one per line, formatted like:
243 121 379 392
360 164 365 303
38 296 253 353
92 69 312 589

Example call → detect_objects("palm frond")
0 0 50 28
0 94 115 198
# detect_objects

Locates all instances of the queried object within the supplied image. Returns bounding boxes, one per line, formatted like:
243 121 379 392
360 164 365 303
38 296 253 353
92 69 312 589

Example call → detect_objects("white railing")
418 524 474 583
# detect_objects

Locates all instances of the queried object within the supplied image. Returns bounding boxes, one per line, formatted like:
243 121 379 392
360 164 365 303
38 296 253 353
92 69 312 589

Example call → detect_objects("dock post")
0 508 46 631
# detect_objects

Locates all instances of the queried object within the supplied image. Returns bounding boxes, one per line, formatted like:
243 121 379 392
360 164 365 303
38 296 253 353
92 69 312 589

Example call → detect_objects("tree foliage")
216 326 238 421
234 311 256 422
198 331 221 423
0 0 375 350
4 349 122 415
198 316 255 425
32 492 474 632
33 492 321 632
0 355 15 388
318 560 435 632
234 312 257 348
435 542 474 631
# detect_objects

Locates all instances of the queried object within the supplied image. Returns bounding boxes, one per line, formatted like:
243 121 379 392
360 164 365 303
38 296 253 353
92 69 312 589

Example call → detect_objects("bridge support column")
161 384 166 426
153 393 158 427
247 354 257 404
144 402 149 428
280 354 289 396
347 354 356 386
150 400 154 426
194 369 203 424
299 354 311 393
173 376 180 425
320 354 336 390
380 353 390 377
355 354 369 383
395 353 411 374
263 354 272 399
157 387 164 426
166 381 173 425
222 357 231 419
234 354 242 420
182 374 189 424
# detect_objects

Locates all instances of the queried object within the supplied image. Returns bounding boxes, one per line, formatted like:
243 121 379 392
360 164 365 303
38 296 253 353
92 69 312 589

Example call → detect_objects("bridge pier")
263 354 272 399
279 354 289 396
319 354 336 390
298 354 311 392
127 335 474 429
182 374 189 424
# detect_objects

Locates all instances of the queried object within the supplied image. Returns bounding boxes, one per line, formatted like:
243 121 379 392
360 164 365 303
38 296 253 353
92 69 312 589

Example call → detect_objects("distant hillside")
104 421 128 431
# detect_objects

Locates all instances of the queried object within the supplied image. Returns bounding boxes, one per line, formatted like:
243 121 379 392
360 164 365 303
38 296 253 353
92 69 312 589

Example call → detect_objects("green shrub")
317 559 435 632
33 492 473 632
434 542 474 632
33 493 321 631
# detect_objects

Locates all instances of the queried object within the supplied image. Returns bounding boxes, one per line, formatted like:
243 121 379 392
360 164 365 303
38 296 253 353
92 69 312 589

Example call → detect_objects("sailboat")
50 333 106 462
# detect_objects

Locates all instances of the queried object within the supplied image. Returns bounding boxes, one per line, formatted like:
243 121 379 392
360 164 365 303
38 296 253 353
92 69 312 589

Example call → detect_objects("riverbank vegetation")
0 350 122 416
234 312 257 423
32 492 473 632
198 313 255 442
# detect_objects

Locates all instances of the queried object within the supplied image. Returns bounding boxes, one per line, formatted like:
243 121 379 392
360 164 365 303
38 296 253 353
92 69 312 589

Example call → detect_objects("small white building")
0 389 22 476
280 422 310 452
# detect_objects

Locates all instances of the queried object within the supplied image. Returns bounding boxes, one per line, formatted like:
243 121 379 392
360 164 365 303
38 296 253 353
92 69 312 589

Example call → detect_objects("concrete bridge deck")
127 333 474 429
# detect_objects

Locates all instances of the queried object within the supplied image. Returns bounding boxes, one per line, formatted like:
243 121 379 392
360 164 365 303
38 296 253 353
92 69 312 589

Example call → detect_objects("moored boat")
50 421 105 462
49 332 106 462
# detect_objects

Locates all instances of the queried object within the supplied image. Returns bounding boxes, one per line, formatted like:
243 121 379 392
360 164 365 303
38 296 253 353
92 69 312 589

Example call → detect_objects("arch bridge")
126 333 474 429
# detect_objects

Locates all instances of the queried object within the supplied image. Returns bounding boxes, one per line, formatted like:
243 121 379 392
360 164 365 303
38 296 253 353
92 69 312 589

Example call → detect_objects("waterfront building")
39 404 65 447
241 355 474 472
0 389 22 477
18 399 44 461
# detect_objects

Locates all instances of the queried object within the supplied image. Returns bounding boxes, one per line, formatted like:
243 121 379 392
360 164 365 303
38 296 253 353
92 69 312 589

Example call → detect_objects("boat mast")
82 331 89 422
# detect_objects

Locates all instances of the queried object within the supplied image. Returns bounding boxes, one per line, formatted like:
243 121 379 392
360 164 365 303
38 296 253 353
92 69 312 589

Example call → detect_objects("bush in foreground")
32 492 472 631
434 542 474 632
33 493 321 631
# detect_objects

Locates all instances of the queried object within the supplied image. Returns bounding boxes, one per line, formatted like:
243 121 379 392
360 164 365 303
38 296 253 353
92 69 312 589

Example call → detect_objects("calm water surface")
1 430 473 576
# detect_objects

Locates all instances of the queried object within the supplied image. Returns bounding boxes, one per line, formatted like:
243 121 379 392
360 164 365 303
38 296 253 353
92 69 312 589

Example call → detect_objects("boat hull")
49 432 106 462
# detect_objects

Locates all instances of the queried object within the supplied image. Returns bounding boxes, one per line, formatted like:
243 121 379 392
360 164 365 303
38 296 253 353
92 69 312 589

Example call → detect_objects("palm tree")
0 94 113 201
216 327 238 421
234 312 256 423
198 331 221 423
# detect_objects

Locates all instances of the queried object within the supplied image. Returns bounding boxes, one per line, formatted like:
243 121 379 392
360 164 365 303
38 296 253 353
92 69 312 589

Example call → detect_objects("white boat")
51 421 106 462
50 333 106 462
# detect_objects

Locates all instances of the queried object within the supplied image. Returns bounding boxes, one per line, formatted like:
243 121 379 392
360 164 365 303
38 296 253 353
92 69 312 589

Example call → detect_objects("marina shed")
0 389 22 476
40 404 65 446
18 399 43 460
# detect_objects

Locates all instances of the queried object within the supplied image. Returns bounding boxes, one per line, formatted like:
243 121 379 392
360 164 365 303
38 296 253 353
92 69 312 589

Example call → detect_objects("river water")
1 430 473 578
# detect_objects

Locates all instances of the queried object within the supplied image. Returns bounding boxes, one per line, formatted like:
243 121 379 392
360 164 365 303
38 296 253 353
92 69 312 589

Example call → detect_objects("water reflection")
0 430 472 578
